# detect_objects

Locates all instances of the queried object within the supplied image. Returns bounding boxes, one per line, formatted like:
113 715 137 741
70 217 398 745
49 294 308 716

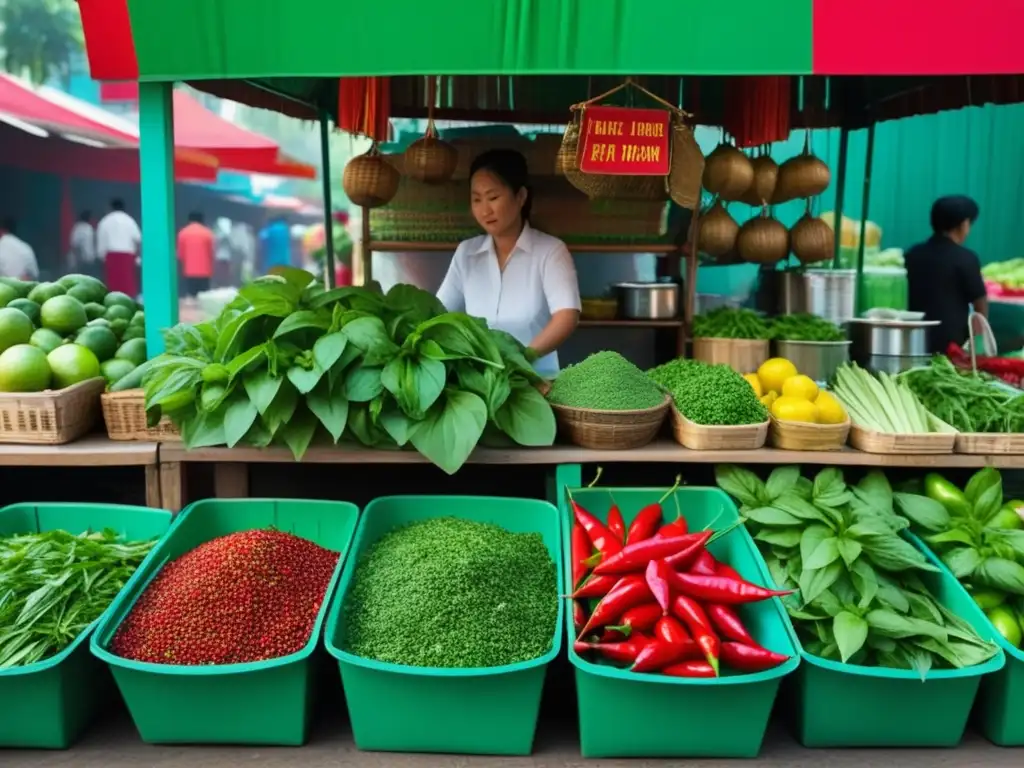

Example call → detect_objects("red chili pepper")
669 571 792 605
706 604 757 646
578 574 651 638
566 487 622 564
690 549 718 576
574 636 649 665
627 475 682 543
663 530 714 570
572 600 587 634
603 602 663 639
632 638 698 673
570 573 619 600
571 523 593 589
671 594 720 675
595 532 709 576
662 660 718 678
645 559 673 615
720 642 790 672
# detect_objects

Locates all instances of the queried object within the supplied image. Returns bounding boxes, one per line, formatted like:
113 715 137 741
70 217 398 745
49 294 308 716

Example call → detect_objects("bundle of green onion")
831 362 954 434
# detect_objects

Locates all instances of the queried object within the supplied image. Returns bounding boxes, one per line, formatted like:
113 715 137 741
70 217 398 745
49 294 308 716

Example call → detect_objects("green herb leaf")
893 492 950 532
223 396 259 448
410 389 488 474
834 611 869 662
975 557 1024 595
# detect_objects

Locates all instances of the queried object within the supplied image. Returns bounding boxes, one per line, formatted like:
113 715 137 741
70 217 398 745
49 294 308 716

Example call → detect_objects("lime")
99 358 136 388
988 606 1023 648
0 277 31 298
84 302 106 321
27 281 66 304
75 325 119 362
0 344 51 392
29 328 63 354
0 283 18 308
103 291 137 313
972 589 1006 611
46 344 100 389
104 304 133 323
115 338 147 367
40 295 88 335
0 307 35 353
7 298 39 326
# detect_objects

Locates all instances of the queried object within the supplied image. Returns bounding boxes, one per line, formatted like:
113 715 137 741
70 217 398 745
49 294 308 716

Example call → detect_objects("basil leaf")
893 492 950 532
834 611 869 663
975 557 1024 595
410 390 488 475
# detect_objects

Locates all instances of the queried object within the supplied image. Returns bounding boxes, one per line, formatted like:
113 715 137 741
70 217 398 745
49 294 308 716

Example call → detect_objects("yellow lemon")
761 391 778 408
772 395 819 423
757 358 798 394
815 391 847 424
782 374 820 401
743 373 763 397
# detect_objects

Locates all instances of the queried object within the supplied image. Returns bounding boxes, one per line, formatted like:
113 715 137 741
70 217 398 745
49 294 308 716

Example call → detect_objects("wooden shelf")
578 319 683 328
368 241 681 254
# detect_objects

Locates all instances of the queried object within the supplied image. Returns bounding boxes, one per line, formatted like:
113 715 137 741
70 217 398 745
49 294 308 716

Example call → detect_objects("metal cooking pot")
779 269 857 324
614 282 680 320
847 317 940 364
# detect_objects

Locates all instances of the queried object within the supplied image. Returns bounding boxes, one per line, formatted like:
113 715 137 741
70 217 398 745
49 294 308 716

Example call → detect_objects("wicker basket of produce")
0 377 105 445
102 389 180 442
672 405 768 450
547 351 671 450
551 397 671 450
769 415 850 451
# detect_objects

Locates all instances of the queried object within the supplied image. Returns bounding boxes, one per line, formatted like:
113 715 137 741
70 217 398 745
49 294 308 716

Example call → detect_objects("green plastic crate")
324 495 564 756
557 483 800 759
0 503 172 749
755 530 1005 748
90 498 359 746
905 533 1024 746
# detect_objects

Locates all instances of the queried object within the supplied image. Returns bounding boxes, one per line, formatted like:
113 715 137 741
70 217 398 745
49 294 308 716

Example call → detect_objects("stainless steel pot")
847 318 940 368
614 282 680 320
774 340 851 384
779 269 857 324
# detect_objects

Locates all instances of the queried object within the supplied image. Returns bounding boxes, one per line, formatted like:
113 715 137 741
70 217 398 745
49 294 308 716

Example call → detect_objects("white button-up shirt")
96 211 141 259
436 223 581 375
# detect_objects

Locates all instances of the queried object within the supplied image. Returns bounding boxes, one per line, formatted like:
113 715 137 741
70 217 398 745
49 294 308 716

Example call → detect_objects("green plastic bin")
905 533 1024 746
325 495 563 756
755 530 1005 748
90 498 359 746
0 503 172 749
558 483 800 759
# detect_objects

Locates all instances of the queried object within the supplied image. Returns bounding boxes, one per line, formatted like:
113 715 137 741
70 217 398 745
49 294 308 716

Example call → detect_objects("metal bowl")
613 282 680 320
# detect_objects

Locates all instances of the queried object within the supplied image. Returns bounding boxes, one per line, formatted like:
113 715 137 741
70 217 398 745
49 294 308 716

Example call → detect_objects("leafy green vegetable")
0 529 155 668
715 464 998 677
144 269 555 472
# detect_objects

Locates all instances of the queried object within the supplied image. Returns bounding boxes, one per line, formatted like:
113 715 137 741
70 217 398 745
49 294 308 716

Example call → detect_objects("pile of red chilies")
569 478 792 678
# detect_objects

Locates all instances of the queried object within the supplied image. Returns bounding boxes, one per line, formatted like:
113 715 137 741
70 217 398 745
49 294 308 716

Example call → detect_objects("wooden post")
138 82 178 356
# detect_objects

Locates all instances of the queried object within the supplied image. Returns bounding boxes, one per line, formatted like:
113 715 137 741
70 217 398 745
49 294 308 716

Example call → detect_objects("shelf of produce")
368 241 681 254
157 440 1024 510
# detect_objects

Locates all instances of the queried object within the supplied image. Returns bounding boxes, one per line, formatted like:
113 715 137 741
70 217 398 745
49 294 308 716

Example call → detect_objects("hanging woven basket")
343 145 400 208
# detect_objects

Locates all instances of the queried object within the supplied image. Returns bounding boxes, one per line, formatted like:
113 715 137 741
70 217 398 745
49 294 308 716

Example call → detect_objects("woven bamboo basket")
551 396 671 450
101 389 180 442
849 424 957 455
769 416 851 451
954 433 1024 455
0 378 105 444
692 338 770 374
671 405 769 451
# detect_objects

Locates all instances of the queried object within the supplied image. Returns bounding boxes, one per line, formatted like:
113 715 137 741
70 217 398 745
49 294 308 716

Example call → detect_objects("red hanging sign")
577 106 671 176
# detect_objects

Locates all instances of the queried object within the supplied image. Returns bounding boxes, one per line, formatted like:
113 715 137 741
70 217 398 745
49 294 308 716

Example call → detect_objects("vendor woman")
436 149 581 377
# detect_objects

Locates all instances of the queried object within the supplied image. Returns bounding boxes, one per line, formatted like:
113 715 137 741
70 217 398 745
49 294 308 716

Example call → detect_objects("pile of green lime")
0 274 147 393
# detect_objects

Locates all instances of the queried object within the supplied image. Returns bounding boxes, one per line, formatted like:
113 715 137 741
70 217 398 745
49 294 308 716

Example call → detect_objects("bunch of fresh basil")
716 464 998 677
143 268 556 473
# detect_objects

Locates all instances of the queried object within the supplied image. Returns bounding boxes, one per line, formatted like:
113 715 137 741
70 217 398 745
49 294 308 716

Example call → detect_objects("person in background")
0 218 39 280
259 215 291 274
177 211 215 298
436 148 581 377
67 210 96 276
905 195 988 355
97 199 141 297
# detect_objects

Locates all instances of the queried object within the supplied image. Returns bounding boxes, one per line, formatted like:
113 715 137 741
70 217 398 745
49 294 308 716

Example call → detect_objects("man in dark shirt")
904 195 988 354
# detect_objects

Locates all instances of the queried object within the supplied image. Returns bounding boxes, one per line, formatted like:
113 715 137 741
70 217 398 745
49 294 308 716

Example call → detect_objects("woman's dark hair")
469 149 532 221
931 195 979 234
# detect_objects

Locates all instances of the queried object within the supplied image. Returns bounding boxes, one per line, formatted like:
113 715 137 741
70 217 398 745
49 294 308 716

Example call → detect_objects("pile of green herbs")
143 269 556 473
649 358 767 425
547 351 665 410
0 529 155 668
715 464 999 677
901 356 1024 433
692 307 772 340
343 517 558 668
771 313 846 342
